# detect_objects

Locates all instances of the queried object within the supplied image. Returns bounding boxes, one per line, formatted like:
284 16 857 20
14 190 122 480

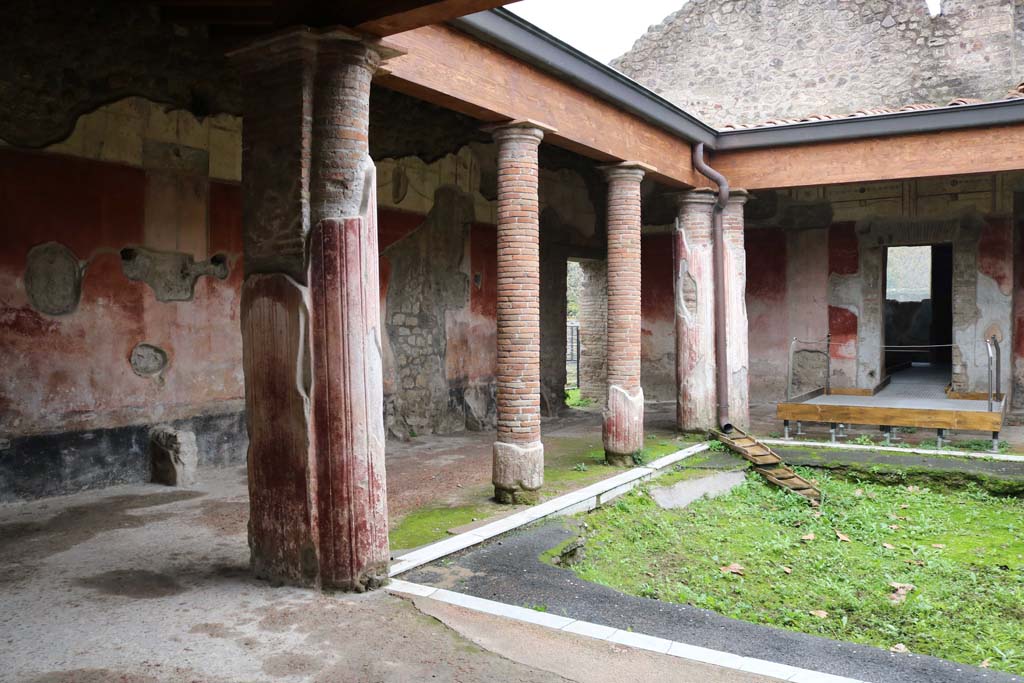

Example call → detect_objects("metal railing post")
985 337 994 412
825 332 832 395
787 337 797 402
992 335 1001 397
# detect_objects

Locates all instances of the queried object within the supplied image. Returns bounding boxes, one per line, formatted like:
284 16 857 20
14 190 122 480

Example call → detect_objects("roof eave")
450 8 1024 155
449 8 720 147
715 98 1024 150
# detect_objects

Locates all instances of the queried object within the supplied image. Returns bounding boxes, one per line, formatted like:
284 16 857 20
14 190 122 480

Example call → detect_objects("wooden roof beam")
379 24 700 187
712 123 1024 190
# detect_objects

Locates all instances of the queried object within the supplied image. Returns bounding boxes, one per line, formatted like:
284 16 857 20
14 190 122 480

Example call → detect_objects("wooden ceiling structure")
156 0 1024 192
156 0 513 37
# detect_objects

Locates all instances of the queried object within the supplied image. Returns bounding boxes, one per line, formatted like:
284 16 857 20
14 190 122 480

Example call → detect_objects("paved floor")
0 445 784 683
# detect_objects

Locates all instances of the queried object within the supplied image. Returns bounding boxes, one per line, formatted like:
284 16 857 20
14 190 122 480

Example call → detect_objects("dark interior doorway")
884 244 953 379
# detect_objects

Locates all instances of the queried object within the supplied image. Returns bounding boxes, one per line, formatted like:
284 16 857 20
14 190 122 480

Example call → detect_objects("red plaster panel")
978 217 1013 295
828 222 859 276
378 208 426 251
446 223 498 384
0 150 145 267
641 234 674 322
209 182 243 256
470 223 497 318
828 306 858 360
0 150 245 436
745 228 787 300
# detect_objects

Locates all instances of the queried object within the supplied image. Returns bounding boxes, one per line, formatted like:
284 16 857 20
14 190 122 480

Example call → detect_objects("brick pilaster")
490 121 547 503
674 190 718 431
233 30 390 591
602 162 649 465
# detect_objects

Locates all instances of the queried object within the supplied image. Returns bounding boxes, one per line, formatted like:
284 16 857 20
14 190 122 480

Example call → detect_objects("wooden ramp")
713 428 821 505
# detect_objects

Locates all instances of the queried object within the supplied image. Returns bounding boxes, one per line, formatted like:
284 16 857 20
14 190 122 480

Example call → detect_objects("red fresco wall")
0 150 503 441
979 216 1013 296
640 233 676 399
446 223 498 386
641 234 674 326
0 149 244 437
745 228 790 397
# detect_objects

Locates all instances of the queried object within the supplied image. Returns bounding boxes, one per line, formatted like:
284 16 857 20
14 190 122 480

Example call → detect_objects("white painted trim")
389 442 710 577
387 579 868 683
762 438 1024 463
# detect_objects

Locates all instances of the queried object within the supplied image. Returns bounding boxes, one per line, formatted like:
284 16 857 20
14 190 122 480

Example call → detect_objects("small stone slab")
150 426 198 487
649 470 746 510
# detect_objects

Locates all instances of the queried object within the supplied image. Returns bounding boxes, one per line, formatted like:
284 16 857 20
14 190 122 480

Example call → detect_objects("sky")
507 0 945 65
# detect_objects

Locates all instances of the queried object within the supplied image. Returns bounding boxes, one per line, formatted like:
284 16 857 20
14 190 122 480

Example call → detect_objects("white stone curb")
387 579 869 683
762 438 1024 463
389 442 710 577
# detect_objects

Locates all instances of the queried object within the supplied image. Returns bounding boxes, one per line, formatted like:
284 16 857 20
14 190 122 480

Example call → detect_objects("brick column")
723 190 750 429
490 121 548 504
673 190 717 431
233 29 390 591
602 162 649 466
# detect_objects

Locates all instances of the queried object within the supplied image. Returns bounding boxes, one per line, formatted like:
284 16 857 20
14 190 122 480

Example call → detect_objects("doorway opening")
883 244 953 392
566 258 607 408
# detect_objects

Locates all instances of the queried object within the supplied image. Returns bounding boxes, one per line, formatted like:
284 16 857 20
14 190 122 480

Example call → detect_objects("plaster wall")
745 173 1022 410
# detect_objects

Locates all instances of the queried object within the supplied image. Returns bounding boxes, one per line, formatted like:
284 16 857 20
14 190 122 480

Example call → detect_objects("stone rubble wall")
613 0 1024 128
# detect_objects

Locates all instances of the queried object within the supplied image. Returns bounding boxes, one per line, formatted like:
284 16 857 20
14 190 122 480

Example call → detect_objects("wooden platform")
779 363 1005 433
778 384 1004 432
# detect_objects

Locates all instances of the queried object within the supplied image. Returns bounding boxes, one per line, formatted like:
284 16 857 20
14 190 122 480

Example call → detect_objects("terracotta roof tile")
720 82 1024 130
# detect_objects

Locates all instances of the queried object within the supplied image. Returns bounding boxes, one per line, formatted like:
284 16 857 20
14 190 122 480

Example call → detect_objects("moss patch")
558 471 1024 675
776 447 1024 497
541 430 689 496
392 431 704 549
389 504 491 550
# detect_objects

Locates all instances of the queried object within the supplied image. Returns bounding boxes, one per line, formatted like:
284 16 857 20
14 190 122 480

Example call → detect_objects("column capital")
601 161 655 183
672 188 719 209
727 189 750 206
227 26 401 71
485 119 555 145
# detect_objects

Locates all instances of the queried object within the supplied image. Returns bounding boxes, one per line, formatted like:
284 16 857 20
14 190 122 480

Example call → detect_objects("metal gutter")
714 98 1024 150
448 9 1024 154
449 8 719 147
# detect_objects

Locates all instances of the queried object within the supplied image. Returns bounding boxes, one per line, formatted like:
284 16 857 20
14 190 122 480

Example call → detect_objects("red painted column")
674 190 718 431
490 121 547 503
722 191 750 430
602 162 650 465
233 29 389 591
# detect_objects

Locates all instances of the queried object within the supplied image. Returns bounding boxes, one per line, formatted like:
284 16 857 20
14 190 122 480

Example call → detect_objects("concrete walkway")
0 464 780 683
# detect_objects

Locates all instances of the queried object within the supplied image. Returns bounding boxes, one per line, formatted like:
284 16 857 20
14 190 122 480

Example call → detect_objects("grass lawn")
557 470 1024 674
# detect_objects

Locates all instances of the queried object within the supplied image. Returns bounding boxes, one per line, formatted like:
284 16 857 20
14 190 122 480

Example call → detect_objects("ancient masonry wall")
613 0 1024 127
578 260 608 405
742 173 1024 412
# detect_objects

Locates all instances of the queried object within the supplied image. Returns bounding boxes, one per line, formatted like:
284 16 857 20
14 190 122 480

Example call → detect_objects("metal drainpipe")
692 143 733 433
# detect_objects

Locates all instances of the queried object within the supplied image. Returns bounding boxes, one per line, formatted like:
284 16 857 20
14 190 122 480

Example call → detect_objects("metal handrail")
993 335 1001 396
985 337 994 411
